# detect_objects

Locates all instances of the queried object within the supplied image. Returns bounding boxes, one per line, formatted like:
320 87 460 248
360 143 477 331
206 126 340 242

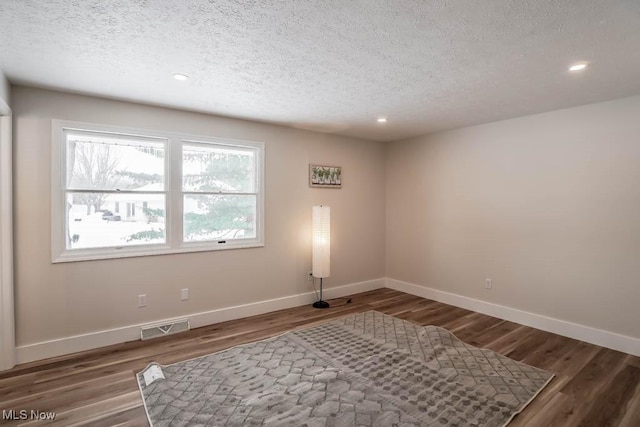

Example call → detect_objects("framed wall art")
309 164 342 188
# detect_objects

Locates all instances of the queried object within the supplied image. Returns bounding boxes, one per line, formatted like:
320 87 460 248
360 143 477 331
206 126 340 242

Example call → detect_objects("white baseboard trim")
386 278 640 357
19 275 637 364
16 278 385 365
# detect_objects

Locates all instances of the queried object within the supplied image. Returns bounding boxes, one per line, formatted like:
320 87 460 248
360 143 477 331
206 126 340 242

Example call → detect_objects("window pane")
183 143 256 193
66 131 166 191
67 192 166 249
183 195 256 242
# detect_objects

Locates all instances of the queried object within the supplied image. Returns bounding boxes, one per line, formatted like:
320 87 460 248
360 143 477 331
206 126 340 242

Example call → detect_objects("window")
52 121 264 262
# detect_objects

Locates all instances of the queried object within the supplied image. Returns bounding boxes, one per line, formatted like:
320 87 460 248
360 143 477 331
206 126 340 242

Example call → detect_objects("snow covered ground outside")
68 212 165 249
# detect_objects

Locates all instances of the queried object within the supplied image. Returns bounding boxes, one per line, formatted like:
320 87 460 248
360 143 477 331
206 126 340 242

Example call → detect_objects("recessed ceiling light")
377 117 387 123
568 63 588 72
173 73 189 81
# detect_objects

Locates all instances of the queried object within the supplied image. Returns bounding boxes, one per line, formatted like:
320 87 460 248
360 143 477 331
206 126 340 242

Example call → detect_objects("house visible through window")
52 121 264 262
64 130 167 249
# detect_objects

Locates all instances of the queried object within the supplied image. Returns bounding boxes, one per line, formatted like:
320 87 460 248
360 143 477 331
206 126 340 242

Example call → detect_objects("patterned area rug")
137 311 553 426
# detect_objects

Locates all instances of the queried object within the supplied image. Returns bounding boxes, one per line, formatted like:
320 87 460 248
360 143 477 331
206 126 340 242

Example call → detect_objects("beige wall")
13 86 386 346
14 83 640 349
386 95 640 339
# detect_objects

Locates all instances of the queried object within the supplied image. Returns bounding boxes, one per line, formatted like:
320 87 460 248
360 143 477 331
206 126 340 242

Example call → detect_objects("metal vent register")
140 319 190 340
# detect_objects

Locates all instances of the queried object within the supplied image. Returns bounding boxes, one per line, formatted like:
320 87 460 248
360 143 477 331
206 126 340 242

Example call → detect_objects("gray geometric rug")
137 311 553 426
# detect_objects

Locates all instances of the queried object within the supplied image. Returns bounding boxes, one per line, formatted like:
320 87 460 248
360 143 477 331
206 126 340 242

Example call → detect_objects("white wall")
386 95 640 340
0 70 14 369
12 86 386 349
0 69 9 113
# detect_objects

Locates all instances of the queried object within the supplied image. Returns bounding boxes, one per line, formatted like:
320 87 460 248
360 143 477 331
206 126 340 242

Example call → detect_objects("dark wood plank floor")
1 288 638 426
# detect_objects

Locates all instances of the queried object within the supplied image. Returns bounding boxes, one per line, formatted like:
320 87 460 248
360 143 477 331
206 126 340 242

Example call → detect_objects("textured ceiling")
1 1 639 142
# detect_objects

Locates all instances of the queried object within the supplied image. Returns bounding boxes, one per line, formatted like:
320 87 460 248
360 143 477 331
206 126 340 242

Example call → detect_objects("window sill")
52 241 265 263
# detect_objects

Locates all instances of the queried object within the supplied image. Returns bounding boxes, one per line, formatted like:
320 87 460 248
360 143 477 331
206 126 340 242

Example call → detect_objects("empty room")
0 1 639 426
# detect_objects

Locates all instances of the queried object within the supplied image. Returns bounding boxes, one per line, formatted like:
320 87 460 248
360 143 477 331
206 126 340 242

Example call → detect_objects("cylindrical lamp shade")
312 205 330 278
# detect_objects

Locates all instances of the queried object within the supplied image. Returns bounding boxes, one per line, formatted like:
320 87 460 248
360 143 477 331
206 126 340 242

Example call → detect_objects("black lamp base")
312 300 330 309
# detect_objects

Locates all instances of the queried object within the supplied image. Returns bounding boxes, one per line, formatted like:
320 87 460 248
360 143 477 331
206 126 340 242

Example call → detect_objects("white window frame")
51 120 265 263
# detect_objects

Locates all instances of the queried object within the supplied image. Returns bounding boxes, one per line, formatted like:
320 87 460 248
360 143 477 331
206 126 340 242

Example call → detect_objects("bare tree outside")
69 140 124 214
64 134 167 249
62 130 257 248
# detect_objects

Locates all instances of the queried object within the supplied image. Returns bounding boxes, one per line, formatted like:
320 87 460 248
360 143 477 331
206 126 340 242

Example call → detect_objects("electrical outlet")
181 288 189 301
485 279 493 289
138 294 147 307
308 271 314 281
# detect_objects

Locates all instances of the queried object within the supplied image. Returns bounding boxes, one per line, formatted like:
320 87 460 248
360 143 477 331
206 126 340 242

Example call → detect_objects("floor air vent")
141 319 190 340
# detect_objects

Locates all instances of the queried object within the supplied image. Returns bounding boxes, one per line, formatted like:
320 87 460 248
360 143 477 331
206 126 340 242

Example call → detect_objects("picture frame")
309 164 342 188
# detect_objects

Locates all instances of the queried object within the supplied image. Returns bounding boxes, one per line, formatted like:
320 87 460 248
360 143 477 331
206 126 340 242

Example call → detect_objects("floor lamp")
312 205 330 308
